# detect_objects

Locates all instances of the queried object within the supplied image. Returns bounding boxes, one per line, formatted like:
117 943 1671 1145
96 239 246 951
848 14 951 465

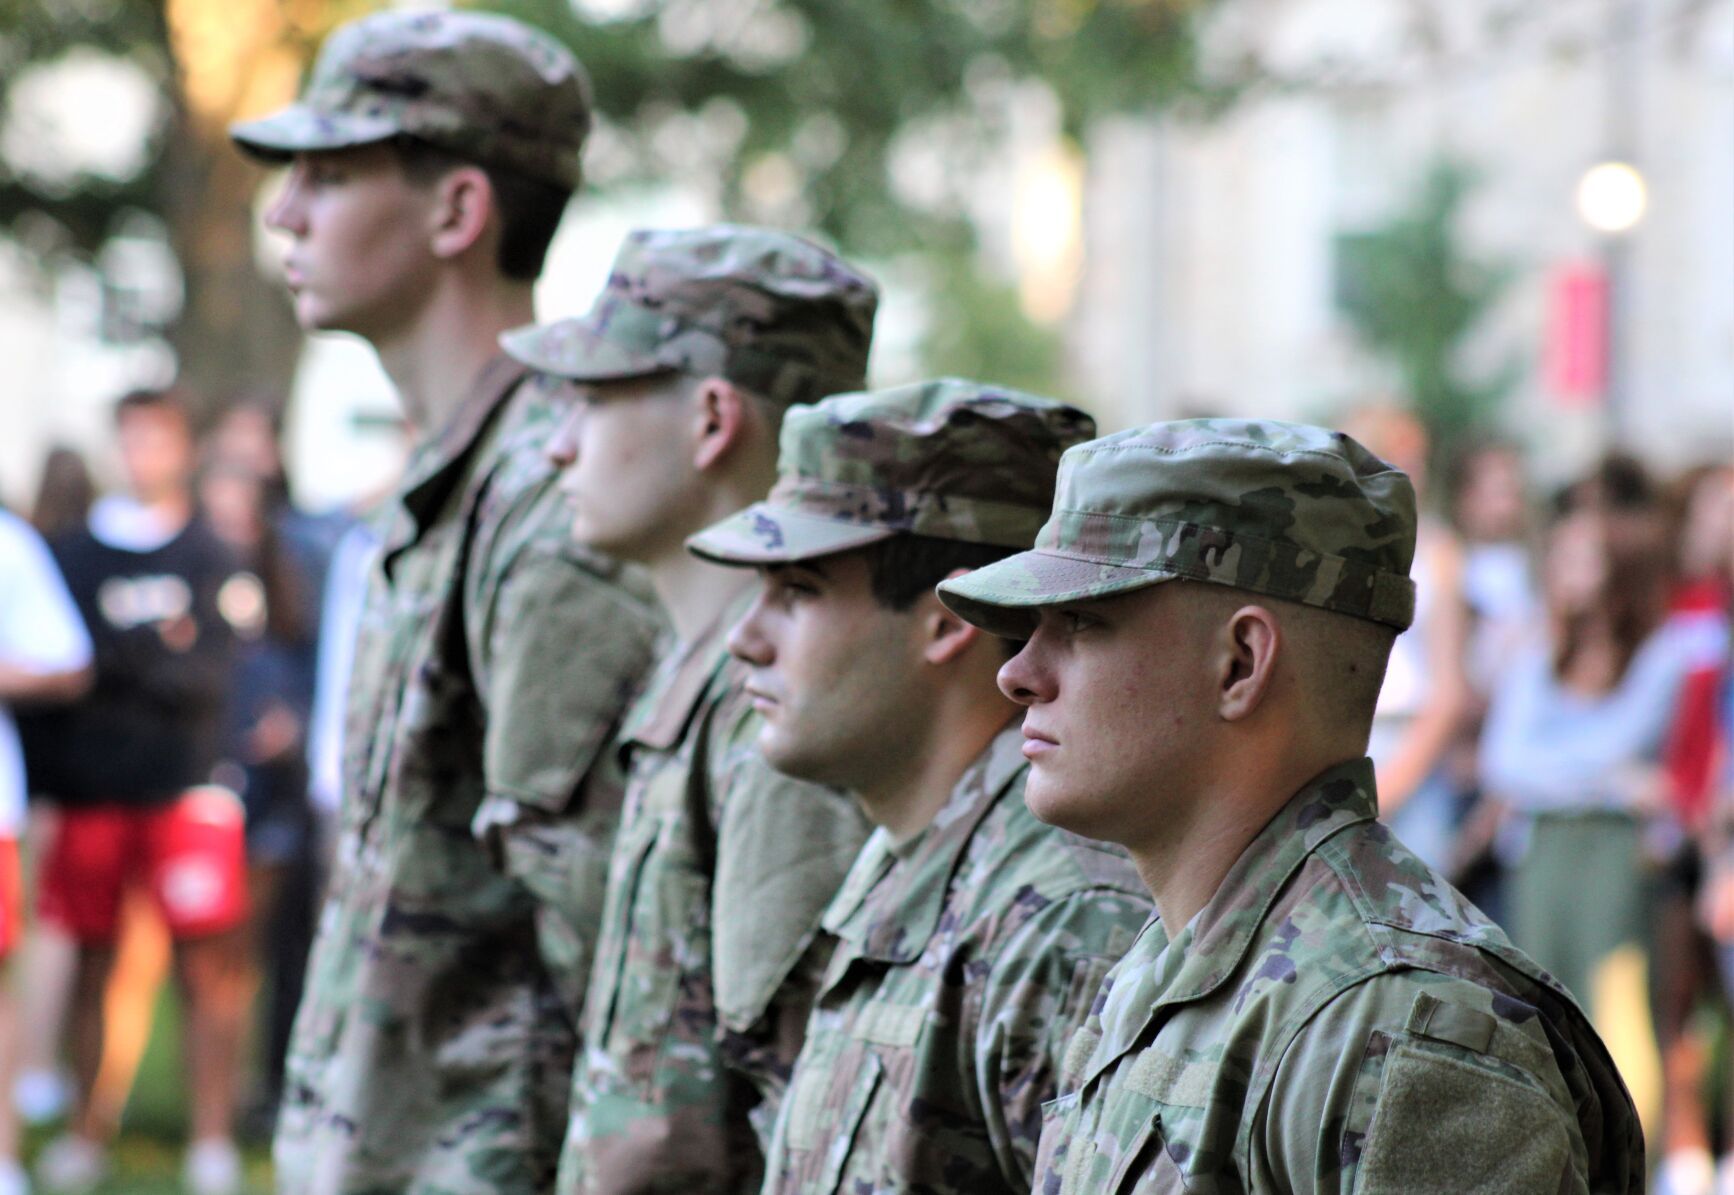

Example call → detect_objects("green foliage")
482 0 1217 255
0 0 1220 390
0 0 170 250
475 0 1219 386
1335 159 1518 457
915 242 1068 397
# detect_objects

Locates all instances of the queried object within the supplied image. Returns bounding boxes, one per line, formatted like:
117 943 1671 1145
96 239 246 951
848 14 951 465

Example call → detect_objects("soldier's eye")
1059 609 1097 633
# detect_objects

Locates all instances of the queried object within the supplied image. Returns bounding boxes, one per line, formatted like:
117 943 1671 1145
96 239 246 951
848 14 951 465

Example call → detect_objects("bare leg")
15 927 77 1100
65 945 116 1144
174 928 251 1145
0 978 21 1162
16 808 77 1118
88 895 169 1139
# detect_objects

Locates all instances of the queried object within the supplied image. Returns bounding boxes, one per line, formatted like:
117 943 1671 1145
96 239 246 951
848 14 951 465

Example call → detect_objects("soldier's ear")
1216 603 1280 723
428 165 495 262
691 377 749 472
921 569 983 667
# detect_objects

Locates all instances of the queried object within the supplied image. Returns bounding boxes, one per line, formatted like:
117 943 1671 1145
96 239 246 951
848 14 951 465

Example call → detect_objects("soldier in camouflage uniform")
231 13 661 1192
503 226 878 1193
935 420 1644 1194
687 380 1155 1194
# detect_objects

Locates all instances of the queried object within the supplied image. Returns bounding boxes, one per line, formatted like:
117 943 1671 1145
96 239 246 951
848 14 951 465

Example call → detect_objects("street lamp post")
1575 160 1646 439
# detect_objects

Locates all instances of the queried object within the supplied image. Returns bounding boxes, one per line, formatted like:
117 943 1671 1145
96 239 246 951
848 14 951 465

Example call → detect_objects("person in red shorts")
20 390 250 1195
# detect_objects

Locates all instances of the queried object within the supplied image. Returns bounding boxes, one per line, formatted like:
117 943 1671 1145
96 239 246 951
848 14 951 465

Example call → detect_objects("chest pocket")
591 765 712 1091
1043 1042 1219 1195
359 525 476 827
779 1037 885 1195
1040 1092 1198 1195
1111 1116 1196 1195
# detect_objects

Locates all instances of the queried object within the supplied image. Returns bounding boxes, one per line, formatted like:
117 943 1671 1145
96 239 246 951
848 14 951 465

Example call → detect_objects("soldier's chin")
1022 772 1087 832
570 518 638 563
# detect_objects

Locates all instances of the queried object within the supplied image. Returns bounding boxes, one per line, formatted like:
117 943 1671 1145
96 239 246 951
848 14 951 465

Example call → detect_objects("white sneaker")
1716 1153 1734 1195
1659 1148 1717 1195
0 1157 30 1195
12 1071 68 1126
32 1136 104 1194
183 1137 241 1195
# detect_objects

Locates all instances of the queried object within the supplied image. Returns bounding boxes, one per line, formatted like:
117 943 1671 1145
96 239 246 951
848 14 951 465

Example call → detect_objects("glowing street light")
1575 161 1647 234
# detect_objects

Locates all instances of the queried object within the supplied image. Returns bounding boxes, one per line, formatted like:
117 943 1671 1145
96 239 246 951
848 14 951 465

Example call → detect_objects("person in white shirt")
0 506 93 1195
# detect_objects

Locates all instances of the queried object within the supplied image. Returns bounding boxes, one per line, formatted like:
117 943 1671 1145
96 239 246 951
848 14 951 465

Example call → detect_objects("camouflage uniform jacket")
1034 758 1644 1195
763 725 1153 1195
276 356 660 1195
563 586 871 1195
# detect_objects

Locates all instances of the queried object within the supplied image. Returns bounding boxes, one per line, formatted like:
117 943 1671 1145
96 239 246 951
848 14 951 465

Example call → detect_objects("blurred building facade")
1070 0 1734 479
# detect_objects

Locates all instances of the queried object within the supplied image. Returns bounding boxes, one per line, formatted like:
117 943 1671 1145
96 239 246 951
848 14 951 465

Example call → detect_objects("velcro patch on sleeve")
1357 1041 1572 1193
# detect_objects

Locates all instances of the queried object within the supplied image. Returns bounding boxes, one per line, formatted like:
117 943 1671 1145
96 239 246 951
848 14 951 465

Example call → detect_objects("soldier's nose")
725 593 774 666
997 643 1051 706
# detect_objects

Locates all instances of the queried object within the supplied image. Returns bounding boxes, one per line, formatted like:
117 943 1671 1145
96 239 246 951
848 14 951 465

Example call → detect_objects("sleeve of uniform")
466 476 661 1011
708 684 871 1113
972 889 1148 1187
469 476 658 814
1255 972 1592 1195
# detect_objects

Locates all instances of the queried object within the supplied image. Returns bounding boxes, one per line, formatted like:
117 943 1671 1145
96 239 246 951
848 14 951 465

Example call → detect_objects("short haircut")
388 136 572 282
859 534 1019 613
1183 582 1396 744
113 387 194 430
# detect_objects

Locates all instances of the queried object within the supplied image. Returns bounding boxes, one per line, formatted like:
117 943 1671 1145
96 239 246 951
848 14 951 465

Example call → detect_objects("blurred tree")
485 0 1222 398
917 243 1065 396
1334 159 1519 463
0 0 1219 407
0 0 371 412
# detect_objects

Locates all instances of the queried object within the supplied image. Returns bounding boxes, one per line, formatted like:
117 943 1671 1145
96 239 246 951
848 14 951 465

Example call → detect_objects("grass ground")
23 991 273 1193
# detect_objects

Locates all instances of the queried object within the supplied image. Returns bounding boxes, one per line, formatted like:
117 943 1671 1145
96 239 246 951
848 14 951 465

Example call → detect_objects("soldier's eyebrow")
766 559 831 582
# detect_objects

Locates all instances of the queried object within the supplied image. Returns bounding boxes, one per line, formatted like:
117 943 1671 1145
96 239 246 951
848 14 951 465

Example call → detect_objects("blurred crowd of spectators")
0 390 386 1195
0 393 1729 1192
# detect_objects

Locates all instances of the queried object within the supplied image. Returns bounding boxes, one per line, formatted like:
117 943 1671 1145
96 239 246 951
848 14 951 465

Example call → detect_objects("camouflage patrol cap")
937 419 1418 635
686 378 1096 564
229 10 591 190
501 225 877 408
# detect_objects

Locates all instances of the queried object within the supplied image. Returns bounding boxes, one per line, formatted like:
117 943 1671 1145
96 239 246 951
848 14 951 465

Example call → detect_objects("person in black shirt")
24 390 251 1195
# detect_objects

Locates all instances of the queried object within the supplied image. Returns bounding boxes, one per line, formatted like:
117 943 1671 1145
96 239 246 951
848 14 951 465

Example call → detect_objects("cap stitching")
1043 508 1412 573
968 550 1413 627
1078 440 1403 475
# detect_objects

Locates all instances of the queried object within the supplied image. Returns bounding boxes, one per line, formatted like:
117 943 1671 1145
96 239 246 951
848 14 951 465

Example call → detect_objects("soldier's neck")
1132 744 1363 942
861 697 1018 845
375 279 536 435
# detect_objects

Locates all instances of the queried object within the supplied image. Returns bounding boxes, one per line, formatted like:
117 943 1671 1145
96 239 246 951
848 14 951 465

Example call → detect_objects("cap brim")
936 550 1180 638
229 105 402 160
687 503 896 566
499 319 669 382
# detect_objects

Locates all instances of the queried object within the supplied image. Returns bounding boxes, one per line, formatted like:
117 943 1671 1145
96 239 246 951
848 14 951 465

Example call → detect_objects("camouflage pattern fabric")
231 9 592 189
687 378 1097 565
938 418 1419 635
501 225 877 410
274 358 660 1195
761 726 1151 1195
561 589 871 1194
1033 759 1644 1195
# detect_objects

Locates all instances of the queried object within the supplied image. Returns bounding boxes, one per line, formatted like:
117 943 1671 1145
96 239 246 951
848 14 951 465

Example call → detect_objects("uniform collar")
396 354 530 538
822 722 1028 964
621 583 753 752
1086 757 1378 1079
